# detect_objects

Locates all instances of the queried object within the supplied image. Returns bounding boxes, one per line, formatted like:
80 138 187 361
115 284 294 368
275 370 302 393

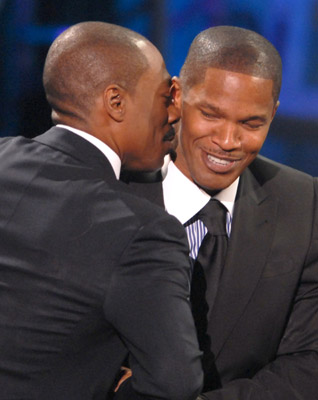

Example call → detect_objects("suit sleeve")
199 178 318 400
103 212 204 400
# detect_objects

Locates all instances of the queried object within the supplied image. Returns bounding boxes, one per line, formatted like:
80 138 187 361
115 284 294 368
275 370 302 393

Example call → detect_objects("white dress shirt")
162 157 239 259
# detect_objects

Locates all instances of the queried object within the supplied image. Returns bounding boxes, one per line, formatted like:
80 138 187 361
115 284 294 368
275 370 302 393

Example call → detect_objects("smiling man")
125 26 318 400
174 68 277 194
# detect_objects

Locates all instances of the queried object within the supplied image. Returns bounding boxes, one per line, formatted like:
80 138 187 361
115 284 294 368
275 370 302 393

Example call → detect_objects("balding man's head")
43 21 150 123
180 26 282 103
43 21 180 172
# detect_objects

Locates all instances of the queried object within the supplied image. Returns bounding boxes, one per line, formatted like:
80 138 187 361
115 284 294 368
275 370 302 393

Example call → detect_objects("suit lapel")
208 166 279 358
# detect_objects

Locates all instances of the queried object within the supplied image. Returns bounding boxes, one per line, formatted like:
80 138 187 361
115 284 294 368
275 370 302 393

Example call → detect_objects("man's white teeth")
207 154 231 165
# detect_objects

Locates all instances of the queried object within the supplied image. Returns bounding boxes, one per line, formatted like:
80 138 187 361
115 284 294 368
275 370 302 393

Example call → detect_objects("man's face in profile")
121 45 180 172
174 68 278 194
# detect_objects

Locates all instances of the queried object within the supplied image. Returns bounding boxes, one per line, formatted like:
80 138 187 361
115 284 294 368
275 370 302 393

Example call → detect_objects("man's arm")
104 212 204 400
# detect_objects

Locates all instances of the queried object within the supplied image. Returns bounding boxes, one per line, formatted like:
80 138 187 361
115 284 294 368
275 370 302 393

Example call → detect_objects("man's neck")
162 160 239 225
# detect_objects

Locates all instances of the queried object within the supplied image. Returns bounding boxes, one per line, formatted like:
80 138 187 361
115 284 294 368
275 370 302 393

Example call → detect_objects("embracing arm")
104 212 204 400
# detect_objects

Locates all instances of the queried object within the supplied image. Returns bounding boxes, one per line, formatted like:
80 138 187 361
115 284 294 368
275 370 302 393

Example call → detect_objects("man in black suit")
0 22 204 399
124 26 318 399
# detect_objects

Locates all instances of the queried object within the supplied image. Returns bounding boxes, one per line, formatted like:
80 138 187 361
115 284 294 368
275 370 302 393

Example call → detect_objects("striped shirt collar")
162 157 239 225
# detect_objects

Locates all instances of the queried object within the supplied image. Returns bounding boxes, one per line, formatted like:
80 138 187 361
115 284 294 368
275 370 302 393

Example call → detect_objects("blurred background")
1 0 318 175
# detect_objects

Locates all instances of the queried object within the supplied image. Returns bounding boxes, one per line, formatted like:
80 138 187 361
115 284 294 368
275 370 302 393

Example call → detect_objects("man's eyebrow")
199 102 221 113
241 115 268 122
199 101 269 120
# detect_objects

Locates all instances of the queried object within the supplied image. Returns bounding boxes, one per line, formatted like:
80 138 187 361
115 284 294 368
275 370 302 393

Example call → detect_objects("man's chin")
168 148 177 162
194 172 238 195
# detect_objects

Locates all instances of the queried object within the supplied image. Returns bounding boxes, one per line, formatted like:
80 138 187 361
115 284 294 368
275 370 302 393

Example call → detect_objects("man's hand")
114 367 132 392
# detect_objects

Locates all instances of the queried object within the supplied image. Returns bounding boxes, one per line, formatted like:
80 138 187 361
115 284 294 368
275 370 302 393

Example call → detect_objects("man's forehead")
188 67 275 100
202 67 274 84
183 68 275 110
156 72 172 91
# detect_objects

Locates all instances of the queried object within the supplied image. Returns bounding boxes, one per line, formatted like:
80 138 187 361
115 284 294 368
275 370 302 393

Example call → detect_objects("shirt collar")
162 158 239 224
56 124 121 179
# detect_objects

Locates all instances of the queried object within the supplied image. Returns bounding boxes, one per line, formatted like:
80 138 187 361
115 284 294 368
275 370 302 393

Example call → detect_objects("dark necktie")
190 199 228 391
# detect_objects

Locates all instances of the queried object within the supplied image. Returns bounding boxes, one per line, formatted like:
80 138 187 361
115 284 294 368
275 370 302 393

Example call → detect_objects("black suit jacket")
0 127 203 400
126 156 318 400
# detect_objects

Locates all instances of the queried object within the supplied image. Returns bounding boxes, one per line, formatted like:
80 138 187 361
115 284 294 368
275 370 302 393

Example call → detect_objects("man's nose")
212 121 241 151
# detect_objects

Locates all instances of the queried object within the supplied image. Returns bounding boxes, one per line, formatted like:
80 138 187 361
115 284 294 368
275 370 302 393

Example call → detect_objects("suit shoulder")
249 155 314 189
117 185 181 226
111 186 189 255
0 135 31 150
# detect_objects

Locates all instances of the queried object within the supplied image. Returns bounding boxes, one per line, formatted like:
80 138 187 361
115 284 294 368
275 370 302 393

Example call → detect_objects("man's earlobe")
104 85 126 122
271 100 280 120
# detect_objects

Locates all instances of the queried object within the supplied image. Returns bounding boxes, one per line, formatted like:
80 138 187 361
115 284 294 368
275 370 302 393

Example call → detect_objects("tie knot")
197 199 227 236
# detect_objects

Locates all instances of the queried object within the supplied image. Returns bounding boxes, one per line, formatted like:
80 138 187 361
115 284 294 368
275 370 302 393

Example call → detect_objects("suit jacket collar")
34 126 118 184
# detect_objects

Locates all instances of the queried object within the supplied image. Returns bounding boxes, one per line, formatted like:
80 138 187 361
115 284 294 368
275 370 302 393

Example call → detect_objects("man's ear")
171 76 182 111
271 100 280 120
103 85 126 122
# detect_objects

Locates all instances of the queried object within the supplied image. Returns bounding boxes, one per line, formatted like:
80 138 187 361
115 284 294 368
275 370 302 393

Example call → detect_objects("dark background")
1 0 318 175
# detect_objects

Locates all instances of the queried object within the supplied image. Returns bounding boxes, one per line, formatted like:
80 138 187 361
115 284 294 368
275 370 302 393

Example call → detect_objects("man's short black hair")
180 26 282 103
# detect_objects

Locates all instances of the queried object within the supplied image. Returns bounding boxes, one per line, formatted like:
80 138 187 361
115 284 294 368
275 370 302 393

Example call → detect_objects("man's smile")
201 148 242 173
